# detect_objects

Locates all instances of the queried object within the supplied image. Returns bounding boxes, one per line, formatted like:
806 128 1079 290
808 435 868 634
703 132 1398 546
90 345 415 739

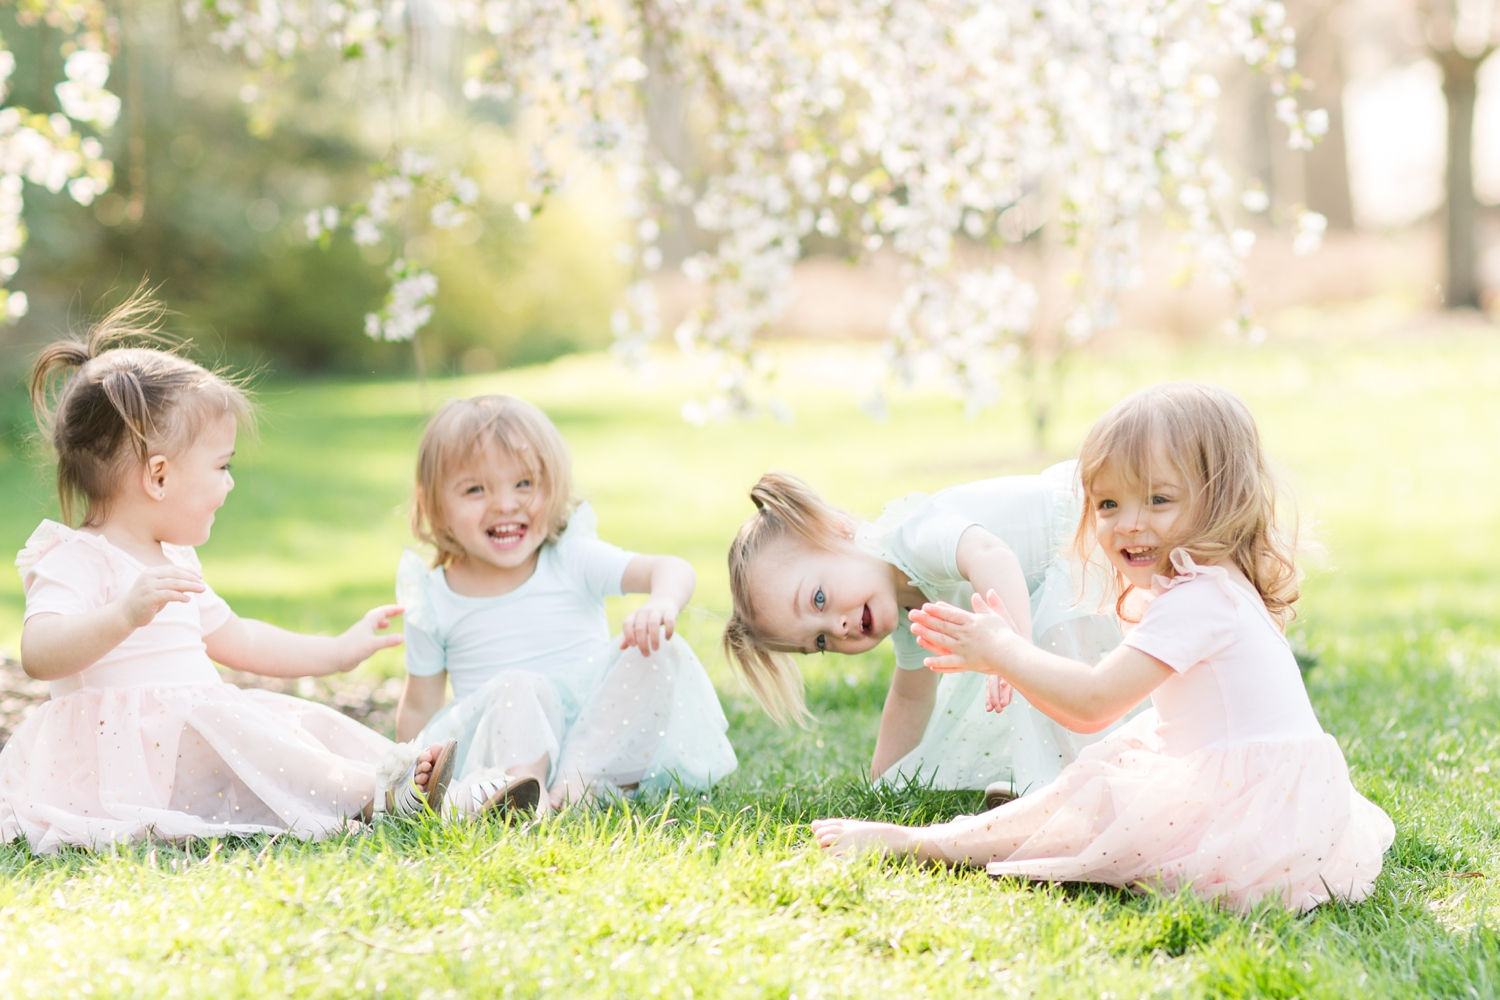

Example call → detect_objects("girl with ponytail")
1 293 457 854
724 462 1133 802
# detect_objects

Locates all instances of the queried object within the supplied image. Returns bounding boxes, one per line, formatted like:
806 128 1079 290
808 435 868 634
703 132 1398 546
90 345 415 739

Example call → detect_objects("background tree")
0 0 1324 443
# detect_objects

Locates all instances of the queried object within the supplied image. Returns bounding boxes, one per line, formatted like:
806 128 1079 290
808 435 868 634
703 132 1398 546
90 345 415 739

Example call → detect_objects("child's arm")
955 527 1033 640
397 673 448 742
911 592 1170 732
20 564 207 681
870 667 940 779
619 554 695 656
204 605 404 679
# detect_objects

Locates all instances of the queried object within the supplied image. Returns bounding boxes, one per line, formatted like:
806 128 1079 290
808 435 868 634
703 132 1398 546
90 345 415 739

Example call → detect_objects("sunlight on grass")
2 328 1500 996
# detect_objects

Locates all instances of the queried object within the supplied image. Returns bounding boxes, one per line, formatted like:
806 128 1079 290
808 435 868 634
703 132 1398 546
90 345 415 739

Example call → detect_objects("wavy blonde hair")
29 291 252 527
722 472 852 726
1073 382 1300 626
411 395 577 568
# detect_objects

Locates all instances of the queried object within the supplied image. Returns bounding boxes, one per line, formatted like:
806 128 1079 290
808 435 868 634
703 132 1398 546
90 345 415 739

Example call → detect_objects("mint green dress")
858 461 1130 795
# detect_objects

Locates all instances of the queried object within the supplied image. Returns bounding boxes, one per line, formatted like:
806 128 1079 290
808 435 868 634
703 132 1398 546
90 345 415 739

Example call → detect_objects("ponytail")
722 471 848 726
27 289 250 526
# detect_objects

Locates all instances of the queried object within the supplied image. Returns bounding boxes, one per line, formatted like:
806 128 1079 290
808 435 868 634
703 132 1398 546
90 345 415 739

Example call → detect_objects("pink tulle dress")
0 521 399 853
917 550 1395 912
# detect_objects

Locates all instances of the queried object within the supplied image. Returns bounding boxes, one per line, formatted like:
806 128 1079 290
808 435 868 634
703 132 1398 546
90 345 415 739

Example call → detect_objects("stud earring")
158 491 165 499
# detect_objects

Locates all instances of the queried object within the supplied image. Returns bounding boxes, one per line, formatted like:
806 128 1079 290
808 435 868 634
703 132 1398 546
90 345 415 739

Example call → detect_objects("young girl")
394 395 737 814
723 461 1128 800
811 382 1396 911
1 300 455 854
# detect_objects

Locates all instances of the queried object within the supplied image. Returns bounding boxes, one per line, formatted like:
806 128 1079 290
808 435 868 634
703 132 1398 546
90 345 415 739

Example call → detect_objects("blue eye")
1098 499 1117 510
465 485 484 495
814 588 825 610
815 634 827 651
517 478 533 489
1151 495 1170 505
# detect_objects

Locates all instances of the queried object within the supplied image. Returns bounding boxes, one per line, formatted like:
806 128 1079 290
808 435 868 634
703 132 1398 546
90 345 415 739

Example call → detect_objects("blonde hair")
1074 382 1300 626
723 472 850 725
28 292 252 527
411 395 577 567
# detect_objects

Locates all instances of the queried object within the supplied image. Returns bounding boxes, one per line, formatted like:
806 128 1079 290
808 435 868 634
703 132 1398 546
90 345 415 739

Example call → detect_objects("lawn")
1 325 1499 997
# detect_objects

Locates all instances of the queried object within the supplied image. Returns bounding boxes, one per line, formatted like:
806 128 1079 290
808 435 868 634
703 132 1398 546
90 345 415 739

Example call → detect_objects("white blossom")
365 260 438 342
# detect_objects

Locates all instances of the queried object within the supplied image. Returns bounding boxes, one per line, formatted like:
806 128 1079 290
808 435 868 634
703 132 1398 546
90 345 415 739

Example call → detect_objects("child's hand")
984 675 1013 713
621 597 679 656
334 605 405 672
909 590 1019 675
116 565 206 628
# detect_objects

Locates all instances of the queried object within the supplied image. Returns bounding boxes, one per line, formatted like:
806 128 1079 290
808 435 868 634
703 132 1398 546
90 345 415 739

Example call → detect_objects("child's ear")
836 515 857 540
146 455 169 498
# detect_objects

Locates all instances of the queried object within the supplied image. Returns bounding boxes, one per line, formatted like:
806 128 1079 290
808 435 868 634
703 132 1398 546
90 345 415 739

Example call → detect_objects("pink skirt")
0 683 393 853
924 712 1395 911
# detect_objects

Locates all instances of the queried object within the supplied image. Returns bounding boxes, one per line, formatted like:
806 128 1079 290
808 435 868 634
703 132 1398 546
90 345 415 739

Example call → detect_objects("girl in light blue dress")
724 462 1129 799
397 395 737 814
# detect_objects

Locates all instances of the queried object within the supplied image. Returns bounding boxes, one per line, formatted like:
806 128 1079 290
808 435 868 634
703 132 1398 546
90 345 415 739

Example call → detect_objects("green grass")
3 328 1500 996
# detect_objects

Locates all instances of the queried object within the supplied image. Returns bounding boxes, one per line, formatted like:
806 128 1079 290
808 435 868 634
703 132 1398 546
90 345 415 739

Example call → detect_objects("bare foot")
809 818 932 860
412 742 443 790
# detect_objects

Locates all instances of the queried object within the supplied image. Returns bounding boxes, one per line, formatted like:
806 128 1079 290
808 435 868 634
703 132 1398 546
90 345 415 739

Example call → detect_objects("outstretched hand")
909 589 1020 676
335 605 405 672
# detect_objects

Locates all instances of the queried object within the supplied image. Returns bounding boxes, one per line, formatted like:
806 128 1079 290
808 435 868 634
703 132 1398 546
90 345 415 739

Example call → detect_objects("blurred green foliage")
0 8 625 418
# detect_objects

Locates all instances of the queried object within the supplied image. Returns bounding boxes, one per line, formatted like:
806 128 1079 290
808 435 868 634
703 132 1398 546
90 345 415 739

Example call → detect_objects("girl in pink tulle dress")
811 382 1395 912
1 297 454 853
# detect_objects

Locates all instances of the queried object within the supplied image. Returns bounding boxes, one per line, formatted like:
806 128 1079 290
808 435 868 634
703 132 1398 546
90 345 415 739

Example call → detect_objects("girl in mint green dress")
725 461 1129 797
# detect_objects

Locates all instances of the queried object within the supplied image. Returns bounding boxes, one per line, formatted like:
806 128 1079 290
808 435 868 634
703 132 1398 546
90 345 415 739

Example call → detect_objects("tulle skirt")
420 634 737 801
920 711 1395 911
0 682 392 853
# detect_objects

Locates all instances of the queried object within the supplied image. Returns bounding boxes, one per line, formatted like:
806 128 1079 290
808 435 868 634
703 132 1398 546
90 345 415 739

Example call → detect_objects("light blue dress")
858 461 1129 795
399 504 737 796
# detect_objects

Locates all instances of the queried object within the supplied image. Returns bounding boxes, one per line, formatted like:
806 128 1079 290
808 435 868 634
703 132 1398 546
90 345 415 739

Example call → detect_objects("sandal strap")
373 741 425 817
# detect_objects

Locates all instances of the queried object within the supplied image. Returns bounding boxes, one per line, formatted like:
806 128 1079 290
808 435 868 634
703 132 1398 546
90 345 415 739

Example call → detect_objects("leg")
809 818 938 862
446 672 563 815
811 803 1040 866
550 642 685 806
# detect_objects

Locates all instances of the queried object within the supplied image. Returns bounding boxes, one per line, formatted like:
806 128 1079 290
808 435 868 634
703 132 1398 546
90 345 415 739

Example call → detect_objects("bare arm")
396 672 449 742
204 605 404 679
19 564 206 681
911 593 1170 732
955 527 1032 640
869 666 940 779
618 554 696 656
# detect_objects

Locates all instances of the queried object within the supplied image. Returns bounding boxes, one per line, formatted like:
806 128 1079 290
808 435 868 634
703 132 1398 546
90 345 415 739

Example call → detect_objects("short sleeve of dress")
858 495 978 592
554 503 636 599
21 539 111 620
1121 570 1240 673
195 581 235 635
396 550 446 677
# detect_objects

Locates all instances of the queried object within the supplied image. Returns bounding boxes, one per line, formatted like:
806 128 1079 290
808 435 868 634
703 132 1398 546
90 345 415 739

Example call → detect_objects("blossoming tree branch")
2 0 1325 425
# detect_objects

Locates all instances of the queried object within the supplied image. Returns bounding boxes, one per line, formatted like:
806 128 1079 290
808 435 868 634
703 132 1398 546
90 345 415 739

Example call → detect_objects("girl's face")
441 440 549 573
1090 457 1188 590
747 534 902 655
153 415 237 547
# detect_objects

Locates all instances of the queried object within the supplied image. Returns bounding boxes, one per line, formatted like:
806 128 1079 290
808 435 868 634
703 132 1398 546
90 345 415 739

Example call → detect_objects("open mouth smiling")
1121 545 1157 568
486 522 528 549
861 603 873 635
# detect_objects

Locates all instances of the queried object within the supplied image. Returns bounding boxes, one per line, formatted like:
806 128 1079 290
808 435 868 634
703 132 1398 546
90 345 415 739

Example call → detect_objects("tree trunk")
1435 47 1491 310
1299 9 1355 229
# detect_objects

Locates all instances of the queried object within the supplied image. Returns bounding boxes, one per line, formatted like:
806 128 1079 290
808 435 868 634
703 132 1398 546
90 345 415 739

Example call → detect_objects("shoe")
479 774 543 820
982 780 1017 811
385 738 458 816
